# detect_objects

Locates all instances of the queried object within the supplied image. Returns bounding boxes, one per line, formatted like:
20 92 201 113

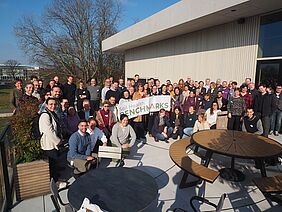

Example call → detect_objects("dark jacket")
183 112 197 128
152 115 171 136
105 89 120 102
63 83 77 105
255 93 277 117
170 113 184 128
78 109 95 120
215 97 228 111
274 92 282 111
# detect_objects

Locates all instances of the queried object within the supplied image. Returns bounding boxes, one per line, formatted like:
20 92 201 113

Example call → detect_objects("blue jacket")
67 131 92 160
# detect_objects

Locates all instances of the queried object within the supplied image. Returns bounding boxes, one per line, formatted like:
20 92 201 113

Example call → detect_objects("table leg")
259 159 267 177
219 157 245 182
202 150 213 167
179 171 202 189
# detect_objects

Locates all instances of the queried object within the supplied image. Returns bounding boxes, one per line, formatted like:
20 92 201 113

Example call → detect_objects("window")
258 11 282 58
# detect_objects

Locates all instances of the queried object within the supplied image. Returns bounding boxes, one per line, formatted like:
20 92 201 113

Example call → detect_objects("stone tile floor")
11 134 282 212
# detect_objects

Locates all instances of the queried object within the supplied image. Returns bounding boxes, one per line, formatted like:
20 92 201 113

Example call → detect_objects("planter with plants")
11 101 50 200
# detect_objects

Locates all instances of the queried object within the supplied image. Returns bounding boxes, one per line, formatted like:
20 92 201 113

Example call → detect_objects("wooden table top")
191 130 282 159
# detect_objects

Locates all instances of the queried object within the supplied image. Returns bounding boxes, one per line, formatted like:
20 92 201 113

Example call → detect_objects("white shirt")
87 127 107 150
205 109 221 126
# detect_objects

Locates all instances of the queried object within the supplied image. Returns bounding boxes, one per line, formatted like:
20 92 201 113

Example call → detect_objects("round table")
67 167 158 212
191 130 282 181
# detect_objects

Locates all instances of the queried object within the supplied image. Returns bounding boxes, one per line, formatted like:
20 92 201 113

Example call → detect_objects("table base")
219 168 245 182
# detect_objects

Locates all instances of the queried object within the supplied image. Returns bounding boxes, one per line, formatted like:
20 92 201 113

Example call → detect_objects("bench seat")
253 174 282 194
169 138 219 184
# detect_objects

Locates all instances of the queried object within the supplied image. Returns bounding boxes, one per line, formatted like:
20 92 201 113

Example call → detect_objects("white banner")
118 95 171 119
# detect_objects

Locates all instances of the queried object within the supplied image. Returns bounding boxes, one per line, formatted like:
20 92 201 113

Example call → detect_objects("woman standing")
132 84 146 139
227 88 246 131
171 87 184 112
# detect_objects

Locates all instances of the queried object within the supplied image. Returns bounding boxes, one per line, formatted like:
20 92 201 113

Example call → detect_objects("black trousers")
171 127 184 139
43 149 60 181
227 115 241 131
133 121 145 139
261 116 270 137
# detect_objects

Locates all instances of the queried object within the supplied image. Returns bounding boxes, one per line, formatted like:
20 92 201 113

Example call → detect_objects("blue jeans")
155 127 173 141
270 110 282 132
183 127 193 137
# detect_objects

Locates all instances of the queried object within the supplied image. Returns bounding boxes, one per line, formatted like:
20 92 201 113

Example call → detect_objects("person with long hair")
171 87 184 112
170 106 184 139
193 112 210 133
132 83 146 139
205 102 221 129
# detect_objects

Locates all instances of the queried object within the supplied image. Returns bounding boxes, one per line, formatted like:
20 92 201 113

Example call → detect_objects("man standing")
101 78 111 103
67 120 95 174
39 86 62 116
87 78 101 111
270 84 282 136
255 84 276 137
10 79 24 114
32 80 41 100
117 78 126 93
105 81 120 102
63 75 76 106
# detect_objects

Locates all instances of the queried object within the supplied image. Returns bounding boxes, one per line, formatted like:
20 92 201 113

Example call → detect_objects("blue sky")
0 0 179 65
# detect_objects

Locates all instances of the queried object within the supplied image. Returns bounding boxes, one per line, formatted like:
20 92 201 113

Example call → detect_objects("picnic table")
191 130 282 181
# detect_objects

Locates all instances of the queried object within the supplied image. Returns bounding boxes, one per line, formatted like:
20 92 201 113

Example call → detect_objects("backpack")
32 112 52 140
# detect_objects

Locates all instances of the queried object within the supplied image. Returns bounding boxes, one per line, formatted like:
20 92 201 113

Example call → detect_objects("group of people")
10 74 282 181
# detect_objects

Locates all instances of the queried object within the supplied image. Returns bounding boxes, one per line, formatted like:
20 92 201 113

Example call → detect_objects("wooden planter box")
15 160 50 200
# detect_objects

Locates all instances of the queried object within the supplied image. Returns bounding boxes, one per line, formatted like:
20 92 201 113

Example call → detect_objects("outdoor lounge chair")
50 178 74 212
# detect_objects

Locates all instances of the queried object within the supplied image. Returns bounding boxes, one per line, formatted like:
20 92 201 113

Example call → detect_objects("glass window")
258 11 282 58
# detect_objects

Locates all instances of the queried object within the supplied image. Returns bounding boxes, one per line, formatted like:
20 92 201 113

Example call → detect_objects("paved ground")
11 134 282 212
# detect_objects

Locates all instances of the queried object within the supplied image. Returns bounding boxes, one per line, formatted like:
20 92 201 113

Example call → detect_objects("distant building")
103 0 282 86
0 64 40 83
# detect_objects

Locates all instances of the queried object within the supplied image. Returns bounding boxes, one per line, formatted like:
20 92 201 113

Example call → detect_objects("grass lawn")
0 117 11 131
0 88 12 113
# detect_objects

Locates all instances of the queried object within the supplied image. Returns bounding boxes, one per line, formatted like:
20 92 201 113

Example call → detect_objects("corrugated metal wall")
125 16 260 84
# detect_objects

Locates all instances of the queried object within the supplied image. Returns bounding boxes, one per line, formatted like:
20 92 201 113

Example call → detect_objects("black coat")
170 113 184 128
255 93 276 117
78 109 95 120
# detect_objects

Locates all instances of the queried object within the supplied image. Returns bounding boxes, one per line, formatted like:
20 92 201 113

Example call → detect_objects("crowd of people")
10 74 282 182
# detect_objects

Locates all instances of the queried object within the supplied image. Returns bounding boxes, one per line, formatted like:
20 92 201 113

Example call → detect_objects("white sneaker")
58 182 67 189
269 130 274 135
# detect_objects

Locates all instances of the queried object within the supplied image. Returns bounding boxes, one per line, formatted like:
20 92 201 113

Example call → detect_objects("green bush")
11 101 43 164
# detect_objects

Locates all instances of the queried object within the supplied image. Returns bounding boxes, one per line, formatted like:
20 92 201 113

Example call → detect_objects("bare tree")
4 59 20 80
14 0 124 83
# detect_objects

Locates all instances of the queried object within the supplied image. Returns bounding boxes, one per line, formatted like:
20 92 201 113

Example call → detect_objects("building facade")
103 0 282 86
0 64 40 82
